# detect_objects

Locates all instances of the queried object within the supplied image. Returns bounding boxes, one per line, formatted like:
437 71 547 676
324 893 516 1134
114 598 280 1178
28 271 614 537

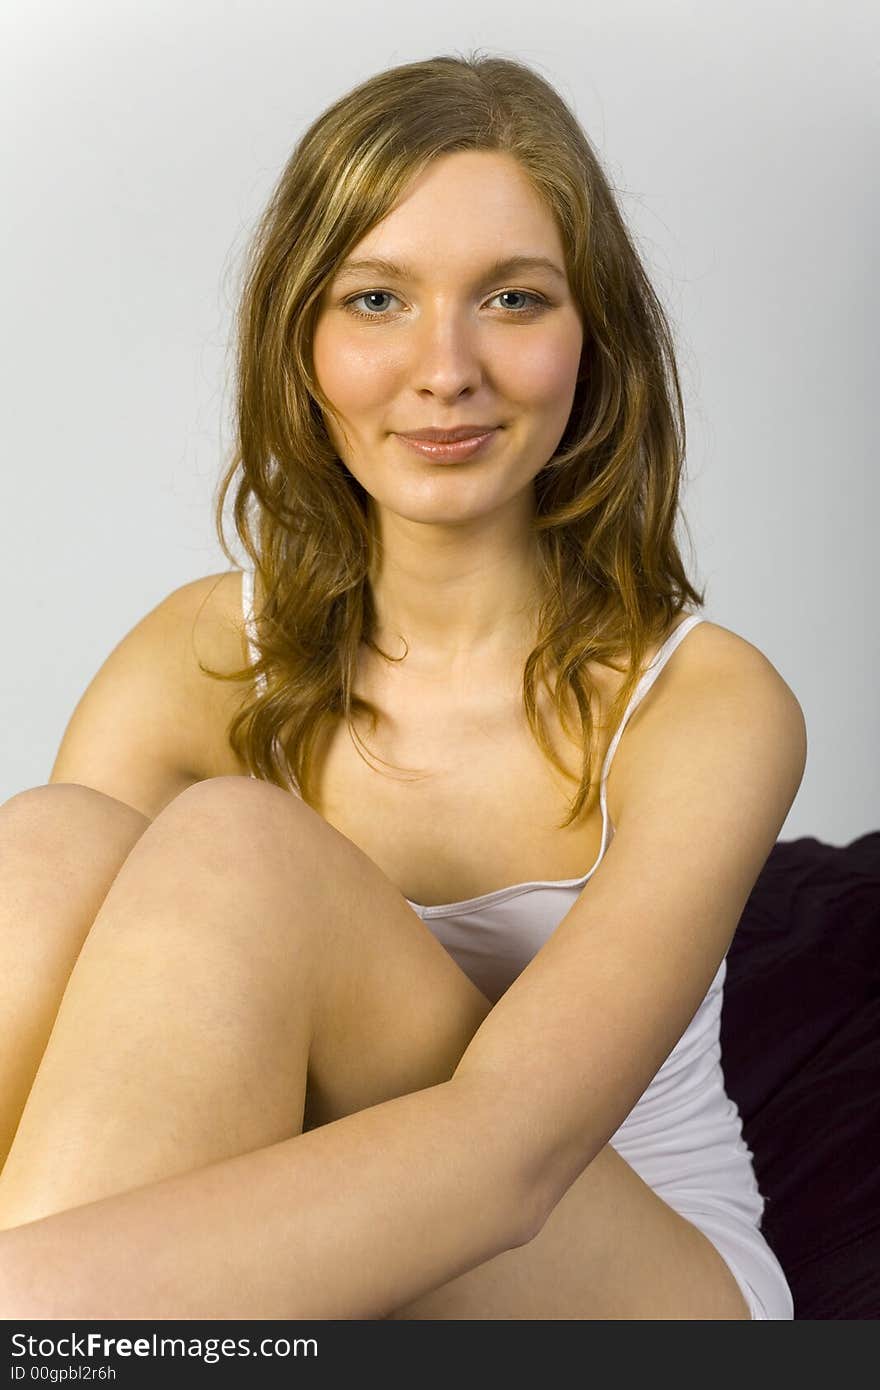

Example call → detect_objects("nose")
407 308 486 399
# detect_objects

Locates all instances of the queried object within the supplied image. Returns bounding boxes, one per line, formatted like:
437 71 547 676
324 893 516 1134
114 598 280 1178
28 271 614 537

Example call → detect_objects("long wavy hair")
203 49 705 829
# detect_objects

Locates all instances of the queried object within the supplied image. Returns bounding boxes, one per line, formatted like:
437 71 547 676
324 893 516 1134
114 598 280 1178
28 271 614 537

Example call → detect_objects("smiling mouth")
394 430 499 461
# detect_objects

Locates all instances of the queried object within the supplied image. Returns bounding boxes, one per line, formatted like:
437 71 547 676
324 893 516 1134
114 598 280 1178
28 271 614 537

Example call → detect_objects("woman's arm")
0 1073 539 1321
453 644 807 1213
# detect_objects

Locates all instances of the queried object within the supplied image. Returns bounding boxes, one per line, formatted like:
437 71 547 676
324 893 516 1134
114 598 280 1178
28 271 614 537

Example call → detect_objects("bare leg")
0 786 151 1172
0 775 489 1227
0 776 750 1318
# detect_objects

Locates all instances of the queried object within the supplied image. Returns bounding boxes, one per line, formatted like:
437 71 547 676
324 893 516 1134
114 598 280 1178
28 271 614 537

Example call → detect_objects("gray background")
2 0 876 842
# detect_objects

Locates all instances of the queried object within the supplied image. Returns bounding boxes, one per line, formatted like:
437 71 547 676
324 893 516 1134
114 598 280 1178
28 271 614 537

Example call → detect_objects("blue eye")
493 291 541 313
347 291 399 318
343 289 549 321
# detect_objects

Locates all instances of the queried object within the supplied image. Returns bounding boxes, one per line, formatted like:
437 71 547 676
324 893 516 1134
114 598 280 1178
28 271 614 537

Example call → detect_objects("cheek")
498 327 582 405
313 319 394 418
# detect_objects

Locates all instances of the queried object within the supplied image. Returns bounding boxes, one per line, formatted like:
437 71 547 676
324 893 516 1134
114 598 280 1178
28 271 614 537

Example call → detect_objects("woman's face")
312 149 585 529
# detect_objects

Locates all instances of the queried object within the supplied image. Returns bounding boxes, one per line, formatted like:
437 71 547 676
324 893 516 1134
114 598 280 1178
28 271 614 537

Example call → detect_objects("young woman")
0 52 806 1320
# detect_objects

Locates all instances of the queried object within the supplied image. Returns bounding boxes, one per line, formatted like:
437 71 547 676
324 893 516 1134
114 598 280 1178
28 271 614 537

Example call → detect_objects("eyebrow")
332 253 568 287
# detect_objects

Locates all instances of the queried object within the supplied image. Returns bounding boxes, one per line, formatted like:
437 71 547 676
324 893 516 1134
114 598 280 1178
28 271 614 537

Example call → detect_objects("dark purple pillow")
720 833 880 1319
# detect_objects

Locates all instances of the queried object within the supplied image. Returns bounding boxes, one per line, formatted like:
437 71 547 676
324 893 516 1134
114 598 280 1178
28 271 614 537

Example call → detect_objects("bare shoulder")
600 616 800 719
653 616 803 705
606 617 807 827
166 569 251 672
48 569 252 820
167 570 254 776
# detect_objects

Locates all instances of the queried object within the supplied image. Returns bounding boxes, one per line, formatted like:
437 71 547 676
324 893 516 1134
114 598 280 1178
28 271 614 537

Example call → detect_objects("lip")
397 425 499 441
395 429 499 462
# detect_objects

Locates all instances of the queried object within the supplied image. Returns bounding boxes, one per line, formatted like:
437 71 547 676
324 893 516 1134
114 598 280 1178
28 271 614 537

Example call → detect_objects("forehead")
333 150 567 281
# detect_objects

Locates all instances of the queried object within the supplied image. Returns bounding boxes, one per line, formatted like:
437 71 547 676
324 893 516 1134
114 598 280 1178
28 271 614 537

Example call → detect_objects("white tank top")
240 568 766 1229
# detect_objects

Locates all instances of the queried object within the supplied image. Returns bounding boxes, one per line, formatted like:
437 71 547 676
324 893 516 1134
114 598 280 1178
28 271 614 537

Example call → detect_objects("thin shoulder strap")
599 613 706 796
589 614 706 850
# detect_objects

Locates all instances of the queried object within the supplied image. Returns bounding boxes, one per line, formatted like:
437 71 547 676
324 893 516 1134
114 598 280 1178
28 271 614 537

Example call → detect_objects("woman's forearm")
0 1075 540 1321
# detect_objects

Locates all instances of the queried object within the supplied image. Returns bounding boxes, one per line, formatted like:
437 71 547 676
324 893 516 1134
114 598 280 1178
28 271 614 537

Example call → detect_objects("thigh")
270 785 496 1128
152 777 495 1131
0 784 152 1034
388 1143 753 1320
0 785 153 1173
0 784 152 1058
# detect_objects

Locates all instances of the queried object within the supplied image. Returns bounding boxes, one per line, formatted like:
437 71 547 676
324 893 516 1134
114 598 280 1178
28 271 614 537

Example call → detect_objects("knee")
0 786 153 960
0 784 151 859
150 775 323 866
161 774 304 825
